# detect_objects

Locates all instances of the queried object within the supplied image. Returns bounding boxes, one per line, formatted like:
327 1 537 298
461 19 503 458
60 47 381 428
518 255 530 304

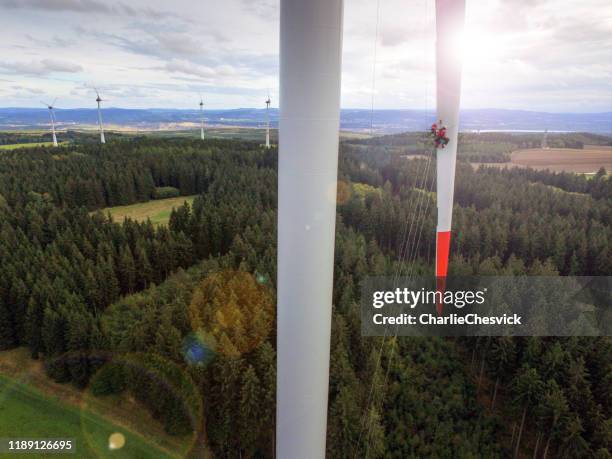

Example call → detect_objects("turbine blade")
51 98 57 107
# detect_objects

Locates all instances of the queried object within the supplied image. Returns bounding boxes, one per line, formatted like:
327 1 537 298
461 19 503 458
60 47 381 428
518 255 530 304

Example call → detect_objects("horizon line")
1 107 611 115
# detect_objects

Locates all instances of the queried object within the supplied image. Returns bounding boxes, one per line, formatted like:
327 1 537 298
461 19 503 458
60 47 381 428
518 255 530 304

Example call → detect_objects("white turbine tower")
41 99 58 147
277 0 344 457
265 93 271 148
199 97 205 140
95 88 106 144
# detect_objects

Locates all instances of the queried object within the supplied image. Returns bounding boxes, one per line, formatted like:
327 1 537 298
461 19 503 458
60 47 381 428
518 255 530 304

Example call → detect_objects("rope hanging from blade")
357 0 465 455
355 1 439 456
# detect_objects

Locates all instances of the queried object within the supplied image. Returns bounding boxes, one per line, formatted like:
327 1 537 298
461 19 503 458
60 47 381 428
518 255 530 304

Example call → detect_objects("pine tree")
239 365 261 456
513 365 545 457
558 414 590 458
254 342 276 456
154 322 183 362
25 298 44 359
0 299 15 350
118 245 136 294
540 380 569 459
41 307 66 356
327 384 361 459
487 337 516 409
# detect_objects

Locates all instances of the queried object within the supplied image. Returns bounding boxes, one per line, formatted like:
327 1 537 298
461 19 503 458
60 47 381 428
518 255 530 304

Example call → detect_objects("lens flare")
183 332 216 367
255 271 268 285
108 432 125 450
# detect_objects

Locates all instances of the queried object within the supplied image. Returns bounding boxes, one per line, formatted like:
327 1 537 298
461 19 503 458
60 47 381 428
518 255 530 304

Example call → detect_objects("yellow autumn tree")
189 270 274 358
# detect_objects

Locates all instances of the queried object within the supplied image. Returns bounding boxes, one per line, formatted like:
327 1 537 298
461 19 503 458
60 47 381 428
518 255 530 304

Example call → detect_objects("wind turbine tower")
95 88 106 144
277 0 344 457
265 94 271 148
41 99 58 147
199 97 205 140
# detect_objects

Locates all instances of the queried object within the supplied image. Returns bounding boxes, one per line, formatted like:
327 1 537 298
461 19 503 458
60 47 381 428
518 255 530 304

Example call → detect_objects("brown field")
401 154 430 160
473 145 612 174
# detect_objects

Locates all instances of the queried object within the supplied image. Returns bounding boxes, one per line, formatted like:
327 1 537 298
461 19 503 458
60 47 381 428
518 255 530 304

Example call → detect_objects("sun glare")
454 28 505 71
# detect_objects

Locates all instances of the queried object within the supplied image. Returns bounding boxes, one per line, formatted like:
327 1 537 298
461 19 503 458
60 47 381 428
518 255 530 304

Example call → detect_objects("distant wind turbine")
199 96 205 140
94 88 106 144
41 99 58 147
542 129 548 149
265 93 271 148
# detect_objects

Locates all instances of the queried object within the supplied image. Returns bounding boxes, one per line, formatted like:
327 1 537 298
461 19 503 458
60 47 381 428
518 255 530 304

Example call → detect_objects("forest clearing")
99 196 197 226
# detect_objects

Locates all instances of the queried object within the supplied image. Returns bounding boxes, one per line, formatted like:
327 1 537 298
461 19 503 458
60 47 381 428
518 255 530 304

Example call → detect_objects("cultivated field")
473 145 612 174
100 196 196 226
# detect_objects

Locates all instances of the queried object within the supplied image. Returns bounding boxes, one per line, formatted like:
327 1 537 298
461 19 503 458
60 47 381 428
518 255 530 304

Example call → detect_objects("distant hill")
0 107 610 134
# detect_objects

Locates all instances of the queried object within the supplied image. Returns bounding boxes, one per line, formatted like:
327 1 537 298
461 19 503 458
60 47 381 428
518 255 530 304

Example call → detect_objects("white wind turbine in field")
199 96 205 140
265 93 271 148
41 99 58 147
94 88 106 144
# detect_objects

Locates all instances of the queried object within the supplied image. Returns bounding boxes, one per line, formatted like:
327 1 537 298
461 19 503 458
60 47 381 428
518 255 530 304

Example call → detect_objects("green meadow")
0 375 175 459
99 196 197 226
0 142 65 150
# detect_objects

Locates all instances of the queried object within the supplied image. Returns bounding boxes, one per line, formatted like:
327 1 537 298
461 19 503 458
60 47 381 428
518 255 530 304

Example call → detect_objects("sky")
0 0 610 112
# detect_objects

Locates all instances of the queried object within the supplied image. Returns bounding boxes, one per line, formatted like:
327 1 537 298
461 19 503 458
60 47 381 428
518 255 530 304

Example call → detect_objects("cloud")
0 0 608 111
238 0 277 20
164 59 238 79
25 33 76 48
0 59 83 76
380 27 409 47
0 0 176 19
1 0 112 13
11 85 44 94
150 32 208 56
76 26 226 62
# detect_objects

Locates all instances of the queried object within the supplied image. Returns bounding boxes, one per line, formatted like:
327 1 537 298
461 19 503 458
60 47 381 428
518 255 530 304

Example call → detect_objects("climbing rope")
355 1 437 456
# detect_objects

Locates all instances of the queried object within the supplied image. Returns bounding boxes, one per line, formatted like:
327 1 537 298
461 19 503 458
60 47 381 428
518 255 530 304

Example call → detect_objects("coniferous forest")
0 135 610 458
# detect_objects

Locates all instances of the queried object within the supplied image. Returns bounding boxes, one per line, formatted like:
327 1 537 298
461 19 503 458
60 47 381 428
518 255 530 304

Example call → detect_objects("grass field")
473 145 612 173
0 142 66 150
0 375 175 459
0 348 200 458
100 196 196 226
142 127 369 142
